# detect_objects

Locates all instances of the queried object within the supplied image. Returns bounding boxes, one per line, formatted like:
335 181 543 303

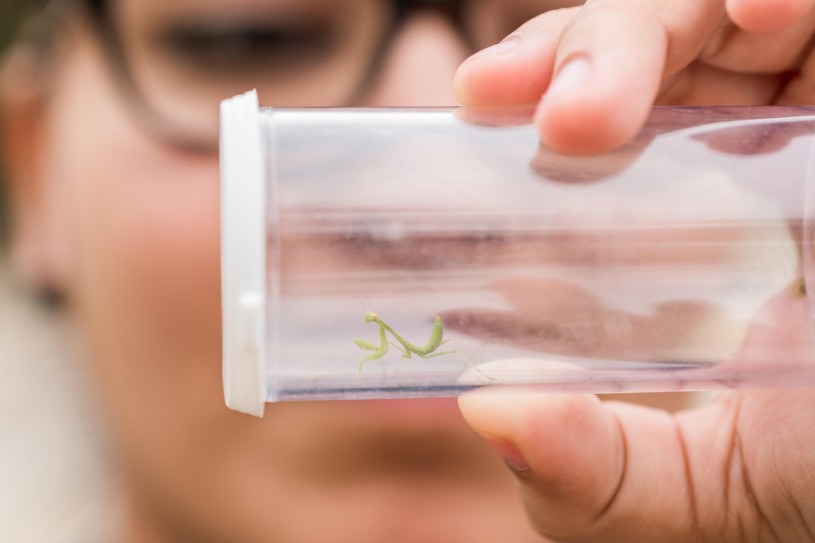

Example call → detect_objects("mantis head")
363 311 378 323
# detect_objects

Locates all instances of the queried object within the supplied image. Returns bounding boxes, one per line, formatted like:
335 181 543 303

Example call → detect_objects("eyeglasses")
83 0 568 153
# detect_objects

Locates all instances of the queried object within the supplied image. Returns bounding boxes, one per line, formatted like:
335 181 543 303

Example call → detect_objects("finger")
726 0 815 32
775 43 815 102
699 13 815 74
657 63 779 105
536 0 726 154
454 8 577 106
458 389 739 542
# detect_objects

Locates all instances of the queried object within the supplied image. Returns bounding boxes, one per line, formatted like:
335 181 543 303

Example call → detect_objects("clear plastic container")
221 90 815 416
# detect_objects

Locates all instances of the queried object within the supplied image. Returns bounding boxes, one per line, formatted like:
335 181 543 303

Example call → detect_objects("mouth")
439 307 600 357
438 305 717 369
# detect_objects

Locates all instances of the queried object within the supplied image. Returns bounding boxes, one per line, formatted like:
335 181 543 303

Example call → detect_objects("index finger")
536 0 727 154
456 0 726 154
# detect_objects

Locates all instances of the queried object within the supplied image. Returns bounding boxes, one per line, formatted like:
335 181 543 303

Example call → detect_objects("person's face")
2 0 579 541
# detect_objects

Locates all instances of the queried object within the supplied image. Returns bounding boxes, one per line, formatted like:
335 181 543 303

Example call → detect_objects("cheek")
77 154 221 371
76 145 222 417
47 43 226 455
81 155 224 452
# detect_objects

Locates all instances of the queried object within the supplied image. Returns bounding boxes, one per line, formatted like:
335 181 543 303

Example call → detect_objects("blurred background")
1 1 117 541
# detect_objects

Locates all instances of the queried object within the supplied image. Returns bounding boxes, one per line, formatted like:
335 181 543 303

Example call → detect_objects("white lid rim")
220 90 267 417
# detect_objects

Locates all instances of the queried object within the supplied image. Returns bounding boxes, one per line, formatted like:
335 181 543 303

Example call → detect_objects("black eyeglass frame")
83 0 480 154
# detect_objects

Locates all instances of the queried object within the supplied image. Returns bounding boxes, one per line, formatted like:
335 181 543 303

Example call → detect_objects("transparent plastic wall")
221 91 815 415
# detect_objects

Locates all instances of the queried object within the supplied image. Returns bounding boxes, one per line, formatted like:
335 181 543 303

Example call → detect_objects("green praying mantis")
353 311 457 373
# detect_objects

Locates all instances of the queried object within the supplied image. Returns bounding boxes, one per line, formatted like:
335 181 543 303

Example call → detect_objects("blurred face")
2 0 581 541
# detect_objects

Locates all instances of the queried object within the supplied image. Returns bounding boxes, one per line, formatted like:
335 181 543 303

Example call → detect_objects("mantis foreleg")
353 323 389 373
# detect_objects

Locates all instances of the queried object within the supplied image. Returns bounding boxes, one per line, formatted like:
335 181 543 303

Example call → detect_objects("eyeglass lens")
98 0 579 148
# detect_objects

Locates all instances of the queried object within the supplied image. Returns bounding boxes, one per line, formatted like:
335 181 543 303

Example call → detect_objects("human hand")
458 291 815 542
454 0 815 154
459 387 815 542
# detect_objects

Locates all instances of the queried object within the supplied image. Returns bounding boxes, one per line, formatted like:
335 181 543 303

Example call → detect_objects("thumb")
458 389 717 542
726 0 815 32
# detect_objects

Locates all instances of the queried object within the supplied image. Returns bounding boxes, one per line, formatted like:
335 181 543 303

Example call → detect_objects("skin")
455 0 815 154
2 0 814 542
459 294 815 542
454 0 815 541
1 6 544 543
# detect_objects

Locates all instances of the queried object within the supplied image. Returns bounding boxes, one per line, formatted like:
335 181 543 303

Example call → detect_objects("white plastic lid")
220 90 267 416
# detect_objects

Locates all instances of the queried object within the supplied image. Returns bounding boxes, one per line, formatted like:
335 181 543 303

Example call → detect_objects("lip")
439 303 720 369
435 277 607 359
349 397 465 426
440 307 591 356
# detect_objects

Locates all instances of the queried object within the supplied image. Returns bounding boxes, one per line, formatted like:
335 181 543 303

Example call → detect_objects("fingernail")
464 36 520 64
547 55 592 98
481 435 529 472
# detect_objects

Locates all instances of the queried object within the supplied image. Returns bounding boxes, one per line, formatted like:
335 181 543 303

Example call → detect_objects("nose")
362 11 471 107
